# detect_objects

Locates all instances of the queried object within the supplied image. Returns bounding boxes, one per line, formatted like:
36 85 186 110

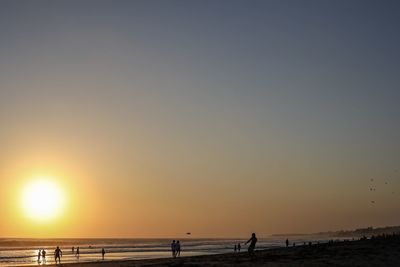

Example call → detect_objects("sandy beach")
39 235 400 267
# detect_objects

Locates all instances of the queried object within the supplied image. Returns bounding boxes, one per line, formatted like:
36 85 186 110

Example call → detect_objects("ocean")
0 236 335 266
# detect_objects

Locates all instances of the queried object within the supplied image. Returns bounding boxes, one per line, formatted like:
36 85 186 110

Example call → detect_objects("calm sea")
0 236 333 266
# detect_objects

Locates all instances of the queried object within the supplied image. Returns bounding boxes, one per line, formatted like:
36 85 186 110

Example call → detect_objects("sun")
21 179 65 221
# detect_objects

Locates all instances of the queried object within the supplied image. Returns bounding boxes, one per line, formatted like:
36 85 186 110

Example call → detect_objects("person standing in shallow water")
245 233 258 257
37 250 41 263
102 248 106 260
238 243 241 252
54 246 62 264
286 239 289 248
171 240 176 258
176 241 181 257
41 249 46 263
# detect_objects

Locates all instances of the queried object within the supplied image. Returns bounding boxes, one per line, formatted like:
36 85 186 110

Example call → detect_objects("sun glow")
21 179 65 222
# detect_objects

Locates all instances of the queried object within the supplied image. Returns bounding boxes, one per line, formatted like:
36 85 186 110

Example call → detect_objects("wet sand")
43 235 400 267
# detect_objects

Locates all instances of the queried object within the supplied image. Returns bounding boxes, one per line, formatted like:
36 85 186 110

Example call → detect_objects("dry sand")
43 235 400 267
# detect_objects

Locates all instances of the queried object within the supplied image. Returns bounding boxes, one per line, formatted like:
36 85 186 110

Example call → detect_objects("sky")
0 0 399 238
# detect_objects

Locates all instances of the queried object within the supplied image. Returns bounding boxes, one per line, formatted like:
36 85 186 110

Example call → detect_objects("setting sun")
21 179 65 222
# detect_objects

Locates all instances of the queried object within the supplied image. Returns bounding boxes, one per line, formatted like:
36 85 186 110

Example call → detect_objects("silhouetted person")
286 239 289 247
234 244 237 252
76 247 80 258
238 243 241 252
293 242 296 247
72 246 74 253
41 250 46 263
176 240 181 257
102 248 106 260
37 250 41 263
171 240 176 258
54 246 62 264
245 233 257 257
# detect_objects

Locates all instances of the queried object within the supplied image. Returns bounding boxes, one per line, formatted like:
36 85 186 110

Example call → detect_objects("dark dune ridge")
41 234 400 267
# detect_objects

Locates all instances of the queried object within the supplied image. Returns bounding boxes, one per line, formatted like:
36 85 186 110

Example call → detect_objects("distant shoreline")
38 234 400 267
270 225 400 237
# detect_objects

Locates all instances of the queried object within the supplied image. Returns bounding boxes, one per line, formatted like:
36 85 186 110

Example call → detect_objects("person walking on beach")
76 247 80 258
245 233 258 257
54 246 62 264
37 250 41 263
102 248 106 260
234 244 237 252
238 243 241 252
176 240 181 257
41 249 47 263
171 240 176 258
286 239 289 248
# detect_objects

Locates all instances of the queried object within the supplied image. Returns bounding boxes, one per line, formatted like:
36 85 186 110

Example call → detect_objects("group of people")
37 247 62 264
233 233 258 256
233 242 241 252
170 240 181 258
36 233 260 265
71 246 80 257
170 233 258 259
36 246 106 265
71 246 106 260
36 249 46 264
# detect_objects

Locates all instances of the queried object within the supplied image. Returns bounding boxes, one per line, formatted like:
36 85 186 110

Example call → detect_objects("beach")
39 235 400 267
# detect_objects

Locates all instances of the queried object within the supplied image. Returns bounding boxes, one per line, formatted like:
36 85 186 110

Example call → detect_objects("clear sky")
0 0 399 238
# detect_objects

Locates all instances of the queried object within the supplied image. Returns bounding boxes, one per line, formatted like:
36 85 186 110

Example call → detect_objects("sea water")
0 236 334 266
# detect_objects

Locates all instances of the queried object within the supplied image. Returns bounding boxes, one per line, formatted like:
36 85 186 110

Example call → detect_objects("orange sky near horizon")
1 137 399 238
